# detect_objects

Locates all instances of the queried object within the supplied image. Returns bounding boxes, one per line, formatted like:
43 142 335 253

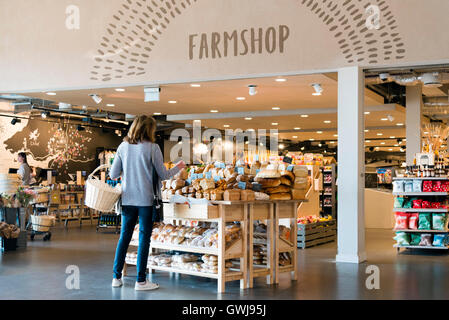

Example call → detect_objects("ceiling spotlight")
311 83 323 96
366 140 371 143
381 142 386 145
153 112 162 115
301 146 305 151
106 104 115 107
275 78 287 82
89 94 102 104
223 124 230 128
210 110 219 113
397 123 404 126
11 118 21 125
381 118 388 121
309 138 315 141
279 144 285 150
390 136 396 139
293 136 298 138
144 87 160 102
377 133 383 136
364 111 370 115
317 131 323 134
365 129 369 133
272 107 280 110
333 134 338 137
46 92 56 96
244 117 252 120
300 115 309 118
115 88 125 92
190 84 201 87
294 127 301 130
248 85 258 96
236 97 246 101
168 100 177 104
272 123 278 126
324 120 331 124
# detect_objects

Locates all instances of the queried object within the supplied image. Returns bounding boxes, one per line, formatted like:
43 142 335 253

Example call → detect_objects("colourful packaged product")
423 181 433 192
412 199 422 208
394 212 409 230
394 197 405 208
418 213 432 230
393 180 404 193
419 233 433 246
432 213 447 231
421 200 431 208
410 233 421 245
433 181 443 192
432 234 446 247
404 181 413 193
408 213 419 230
412 180 422 192
394 232 410 245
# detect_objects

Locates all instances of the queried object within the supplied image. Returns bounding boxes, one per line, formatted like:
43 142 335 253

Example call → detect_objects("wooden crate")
297 220 336 249
163 203 219 220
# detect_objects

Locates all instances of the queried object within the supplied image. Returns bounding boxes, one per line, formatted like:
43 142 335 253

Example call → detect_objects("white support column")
336 66 367 264
406 85 423 165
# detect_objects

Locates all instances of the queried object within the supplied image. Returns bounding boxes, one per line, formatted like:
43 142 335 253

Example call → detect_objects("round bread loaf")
264 185 291 194
254 178 281 188
280 176 293 187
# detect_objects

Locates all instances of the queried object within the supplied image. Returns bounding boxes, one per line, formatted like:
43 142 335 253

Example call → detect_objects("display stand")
392 177 449 252
321 164 337 219
247 202 275 288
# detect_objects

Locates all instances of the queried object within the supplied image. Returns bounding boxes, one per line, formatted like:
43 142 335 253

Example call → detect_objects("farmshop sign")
188 25 290 60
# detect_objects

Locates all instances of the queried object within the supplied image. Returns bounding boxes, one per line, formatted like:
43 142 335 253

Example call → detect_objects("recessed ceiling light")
273 132 278 135
377 133 383 136
210 110 219 113
190 84 201 87
300 115 309 118
236 97 246 101
365 129 369 132
115 88 125 92
309 138 315 141
397 123 404 126
244 117 252 120
294 127 301 130
389 148 393 151
364 112 370 115
247 128 255 132
390 136 395 139
154 112 162 115
312 93 321 96
366 140 371 143
381 118 388 121
275 78 287 82
224 124 230 128
394 144 399 147
381 142 386 145
424 131 429 134
46 92 56 96
333 134 338 137
317 131 323 134
324 120 331 124
272 107 281 110
272 123 278 126
193 120 201 122
330 141 336 144
168 100 177 104
293 136 298 138
106 104 115 107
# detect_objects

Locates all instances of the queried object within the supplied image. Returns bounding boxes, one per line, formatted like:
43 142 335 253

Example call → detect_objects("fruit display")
297 215 333 225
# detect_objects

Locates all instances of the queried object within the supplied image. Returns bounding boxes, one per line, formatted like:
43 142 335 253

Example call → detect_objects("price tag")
205 172 212 179
197 173 204 179
252 183 262 192
214 176 221 182
238 181 247 190
186 178 192 185
191 173 198 180
287 165 294 172
283 156 293 164
237 167 245 175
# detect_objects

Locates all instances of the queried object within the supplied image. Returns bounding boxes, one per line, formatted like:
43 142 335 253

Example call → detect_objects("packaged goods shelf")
393 208 448 213
393 229 449 233
393 177 449 181
394 244 449 250
393 192 448 196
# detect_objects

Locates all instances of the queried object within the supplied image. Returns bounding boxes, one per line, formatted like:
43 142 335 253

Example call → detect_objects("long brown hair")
124 115 157 144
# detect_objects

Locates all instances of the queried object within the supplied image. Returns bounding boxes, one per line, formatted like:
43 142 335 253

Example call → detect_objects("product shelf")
393 177 449 181
393 208 449 213
393 192 448 196
394 244 449 250
394 229 449 233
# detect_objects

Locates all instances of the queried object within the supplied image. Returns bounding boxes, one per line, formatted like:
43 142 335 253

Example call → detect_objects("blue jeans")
113 206 153 283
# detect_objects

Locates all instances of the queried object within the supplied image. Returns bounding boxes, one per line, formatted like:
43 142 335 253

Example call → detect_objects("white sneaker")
112 278 123 288
135 280 159 291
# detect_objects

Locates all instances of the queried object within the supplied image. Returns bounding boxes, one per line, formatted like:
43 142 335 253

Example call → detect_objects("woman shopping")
17 152 32 186
110 115 185 291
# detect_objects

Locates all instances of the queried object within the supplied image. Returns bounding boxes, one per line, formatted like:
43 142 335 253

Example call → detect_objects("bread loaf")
294 177 308 190
281 170 295 182
196 192 203 199
264 185 291 194
280 176 293 187
270 192 292 200
241 190 255 201
200 178 215 191
236 174 250 182
293 166 308 178
210 190 224 201
224 189 241 201
255 169 281 179
175 168 188 180
291 189 307 200
254 178 281 188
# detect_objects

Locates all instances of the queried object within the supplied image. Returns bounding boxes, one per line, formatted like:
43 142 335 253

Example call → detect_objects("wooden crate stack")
297 220 336 249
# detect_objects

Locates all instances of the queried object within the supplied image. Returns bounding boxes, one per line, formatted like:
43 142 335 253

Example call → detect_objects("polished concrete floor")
1 224 449 300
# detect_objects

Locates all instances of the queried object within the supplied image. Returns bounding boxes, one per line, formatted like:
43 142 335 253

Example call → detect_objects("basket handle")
88 164 111 180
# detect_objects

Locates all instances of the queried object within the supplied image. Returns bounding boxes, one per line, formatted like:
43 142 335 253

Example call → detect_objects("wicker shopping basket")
84 164 122 213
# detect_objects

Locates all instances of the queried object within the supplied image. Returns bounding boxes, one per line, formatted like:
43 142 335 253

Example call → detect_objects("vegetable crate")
297 220 336 249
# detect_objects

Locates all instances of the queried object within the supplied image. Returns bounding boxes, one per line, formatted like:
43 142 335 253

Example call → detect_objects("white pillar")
336 66 367 264
406 85 423 165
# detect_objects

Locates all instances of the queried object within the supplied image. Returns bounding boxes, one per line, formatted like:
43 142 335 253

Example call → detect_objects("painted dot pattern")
300 0 405 64
90 0 197 82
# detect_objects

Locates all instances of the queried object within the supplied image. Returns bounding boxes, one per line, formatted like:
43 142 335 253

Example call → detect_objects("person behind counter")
110 115 186 291
17 152 32 186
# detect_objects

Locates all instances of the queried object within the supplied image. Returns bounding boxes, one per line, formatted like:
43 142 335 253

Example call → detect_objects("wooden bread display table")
125 199 305 293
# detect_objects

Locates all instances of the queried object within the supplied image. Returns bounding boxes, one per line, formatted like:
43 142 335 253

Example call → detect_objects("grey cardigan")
110 141 180 206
